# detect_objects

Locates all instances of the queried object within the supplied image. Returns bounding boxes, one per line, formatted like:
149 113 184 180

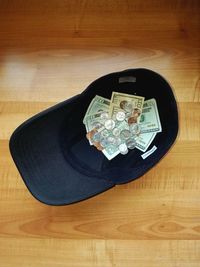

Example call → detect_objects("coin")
119 143 128 155
114 137 122 146
100 112 109 120
86 128 98 143
106 144 117 154
126 138 136 149
120 100 128 110
91 132 101 142
97 145 103 151
107 136 116 145
120 129 131 140
104 119 115 130
116 111 126 121
91 121 104 130
101 129 109 138
112 127 120 137
128 116 137 124
129 123 141 135
120 150 128 155
124 102 133 113
100 138 109 148
132 108 141 117
125 112 132 118
95 142 103 151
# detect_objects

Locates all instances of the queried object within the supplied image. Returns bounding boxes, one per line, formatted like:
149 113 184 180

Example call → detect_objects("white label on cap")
141 145 157 159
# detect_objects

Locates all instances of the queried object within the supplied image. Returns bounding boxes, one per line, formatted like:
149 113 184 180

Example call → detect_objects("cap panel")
9 95 114 205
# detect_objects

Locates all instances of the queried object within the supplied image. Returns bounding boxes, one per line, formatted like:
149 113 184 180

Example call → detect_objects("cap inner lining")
60 69 178 183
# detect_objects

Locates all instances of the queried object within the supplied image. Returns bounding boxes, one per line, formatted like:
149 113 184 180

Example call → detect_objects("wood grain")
0 0 200 266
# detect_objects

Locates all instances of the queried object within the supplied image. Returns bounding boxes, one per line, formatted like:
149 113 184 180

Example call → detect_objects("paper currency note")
139 98 162 134
109 91 144 118
136 132 157 152
83 95 110 124
84 113 105 145
109 104 124 120
102 145 120 160
84 113 105 133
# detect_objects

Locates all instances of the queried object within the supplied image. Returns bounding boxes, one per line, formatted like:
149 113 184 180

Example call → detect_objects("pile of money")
83 92 162 160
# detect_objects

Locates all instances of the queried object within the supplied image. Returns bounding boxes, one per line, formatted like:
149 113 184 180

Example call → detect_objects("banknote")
139 98 162 134
84 112 105 133
109 91 144 119
102 145 120 160
136 132 157 152
109 104 124 120
85 113 105 145
83 95 110 124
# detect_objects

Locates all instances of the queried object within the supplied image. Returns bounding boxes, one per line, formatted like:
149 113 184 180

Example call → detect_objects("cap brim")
9 96 114 205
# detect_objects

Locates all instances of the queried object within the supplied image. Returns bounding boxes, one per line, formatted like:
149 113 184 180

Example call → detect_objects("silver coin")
91 132 101 142
101 129 109 138
100 138 109 148
104 119 115 130
129 123 141 135
124 102 133 113
120 129 131 140
100 112 109 120
125 112 132 118
116 111 126 121
126 138 136 149
114 137 122 146
112 127 120 137
91 121 103 130
120 149 128 155
106 144 116 154
119 143 128 155
107 136 116 145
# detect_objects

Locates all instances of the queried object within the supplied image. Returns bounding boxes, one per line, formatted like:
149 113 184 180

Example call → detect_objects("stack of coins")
86 108 140 159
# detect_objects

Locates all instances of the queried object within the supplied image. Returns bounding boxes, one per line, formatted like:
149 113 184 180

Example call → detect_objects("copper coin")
128 116 137 125
120 100 128 110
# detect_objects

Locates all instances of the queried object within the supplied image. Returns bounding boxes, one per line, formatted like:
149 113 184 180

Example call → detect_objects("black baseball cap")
9 69 178 205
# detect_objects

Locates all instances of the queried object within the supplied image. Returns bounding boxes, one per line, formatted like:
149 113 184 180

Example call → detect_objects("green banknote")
136 132 157 152
83 95 110 124
109 91 144 117
84 113 105 132
102 145 120 160
139 98 162 133
109 104 123 119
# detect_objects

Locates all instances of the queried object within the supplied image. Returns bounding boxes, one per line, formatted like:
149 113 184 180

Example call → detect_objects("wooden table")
0 1 199 266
